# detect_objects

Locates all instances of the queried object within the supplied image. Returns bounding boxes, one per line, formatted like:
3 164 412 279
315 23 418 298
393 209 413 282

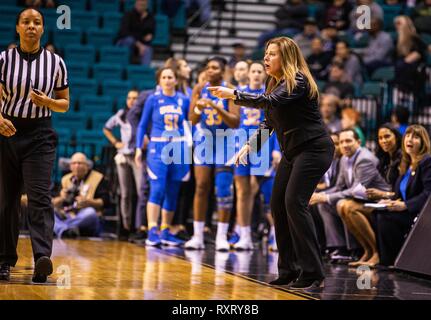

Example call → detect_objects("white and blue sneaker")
145 227 161 246
228 232 240 247
160 228 185 246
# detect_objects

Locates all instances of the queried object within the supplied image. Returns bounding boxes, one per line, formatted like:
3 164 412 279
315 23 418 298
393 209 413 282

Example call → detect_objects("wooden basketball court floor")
0 237 310 300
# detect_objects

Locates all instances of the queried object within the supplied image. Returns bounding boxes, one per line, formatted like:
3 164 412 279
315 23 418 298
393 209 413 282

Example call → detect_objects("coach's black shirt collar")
17 46 43 61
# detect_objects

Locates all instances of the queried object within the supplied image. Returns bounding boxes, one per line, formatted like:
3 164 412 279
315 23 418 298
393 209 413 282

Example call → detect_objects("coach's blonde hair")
265 37 319 99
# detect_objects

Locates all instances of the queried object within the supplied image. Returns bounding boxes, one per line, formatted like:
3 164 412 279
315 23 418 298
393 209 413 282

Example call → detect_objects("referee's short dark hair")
339 128 360 141
16 7 45 26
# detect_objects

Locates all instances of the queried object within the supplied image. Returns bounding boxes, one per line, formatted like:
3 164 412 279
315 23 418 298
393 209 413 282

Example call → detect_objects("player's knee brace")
161 181 181 212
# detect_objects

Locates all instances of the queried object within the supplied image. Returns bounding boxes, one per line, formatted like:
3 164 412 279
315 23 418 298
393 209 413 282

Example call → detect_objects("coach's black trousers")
271 135 334 280
0 116 57 266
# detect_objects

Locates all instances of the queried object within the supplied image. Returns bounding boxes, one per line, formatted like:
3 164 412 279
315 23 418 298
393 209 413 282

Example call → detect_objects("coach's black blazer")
234 72 330 157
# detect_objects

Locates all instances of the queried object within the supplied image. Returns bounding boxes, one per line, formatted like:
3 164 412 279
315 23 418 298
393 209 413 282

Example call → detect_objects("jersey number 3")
204 108 222 126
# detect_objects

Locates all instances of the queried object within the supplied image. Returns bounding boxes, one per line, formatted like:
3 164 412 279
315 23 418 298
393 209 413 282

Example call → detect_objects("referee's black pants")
0 116 57 266
271 135 334 280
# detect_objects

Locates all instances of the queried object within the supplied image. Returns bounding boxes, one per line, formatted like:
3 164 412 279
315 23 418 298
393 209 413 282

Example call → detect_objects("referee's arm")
0 85 17 136
30 87 70 113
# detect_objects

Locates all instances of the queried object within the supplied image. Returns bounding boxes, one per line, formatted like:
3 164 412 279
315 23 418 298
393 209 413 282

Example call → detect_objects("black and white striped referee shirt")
0 46 68 119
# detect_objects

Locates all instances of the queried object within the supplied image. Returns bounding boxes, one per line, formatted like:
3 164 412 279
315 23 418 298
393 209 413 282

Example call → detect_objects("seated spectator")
311 132 343 253
116 0 155 66
393 15 427 95
317 132 342 192
341 107 366 147
320 94 342 133
362 18 394 76
333 40 363 84
372 123 403 191
52 153 109 238
323 0 353 32
391 106 410 136
307 37 333 80
228 42 247 70
256 0 308 48
185 0 212 26
293 18 320 59
412 0 431 34
323 61 355 99
336 124 402 267
310 129 390 263
349 0 383 34
374 125 431 266
103 89 142 237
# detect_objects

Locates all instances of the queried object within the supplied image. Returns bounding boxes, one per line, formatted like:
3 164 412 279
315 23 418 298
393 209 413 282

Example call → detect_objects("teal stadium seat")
102 11 123 32
76 129 107 160
79 94 114 113
316 80 326 91
172 1 186 30
152 14 170 47
0 6 20 22
0 22 16 45
67 61 90 81
2 0 21 5
100 46 129 64
93 63 123 82
371 66 395 82
86 27 116 47
52 111 88 133
91 111 113 131
69 78 98 97
382 5 403 31
53 27 83 49
421 33 431 46
64 0 88 11
126 65 156 90
40 9 59 29
90 0 120 13
101 80 133 102
360 81 382 98
73 10 100 29
307 2 324 19
64 44 96 65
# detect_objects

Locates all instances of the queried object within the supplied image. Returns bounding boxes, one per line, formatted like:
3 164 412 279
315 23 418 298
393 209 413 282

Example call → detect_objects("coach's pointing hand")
208 86 236 99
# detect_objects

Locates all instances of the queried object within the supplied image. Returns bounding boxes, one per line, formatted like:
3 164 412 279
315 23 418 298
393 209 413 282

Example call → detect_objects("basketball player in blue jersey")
233 60 250 90
231 62 282 250
164 57 192 97
135 67 191 247
186 57 240 251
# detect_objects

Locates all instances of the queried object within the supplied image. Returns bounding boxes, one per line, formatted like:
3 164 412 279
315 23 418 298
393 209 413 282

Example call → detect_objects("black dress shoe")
269 273 299 286
32 256 53 283
0 264 11 281
289 277 325 290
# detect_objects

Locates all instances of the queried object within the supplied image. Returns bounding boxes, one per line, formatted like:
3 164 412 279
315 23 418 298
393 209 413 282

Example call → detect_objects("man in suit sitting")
310 129 390 262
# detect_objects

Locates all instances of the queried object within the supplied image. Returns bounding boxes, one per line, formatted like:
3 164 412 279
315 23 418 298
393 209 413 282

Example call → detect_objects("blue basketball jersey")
136 91 190 148
198 82 230 135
